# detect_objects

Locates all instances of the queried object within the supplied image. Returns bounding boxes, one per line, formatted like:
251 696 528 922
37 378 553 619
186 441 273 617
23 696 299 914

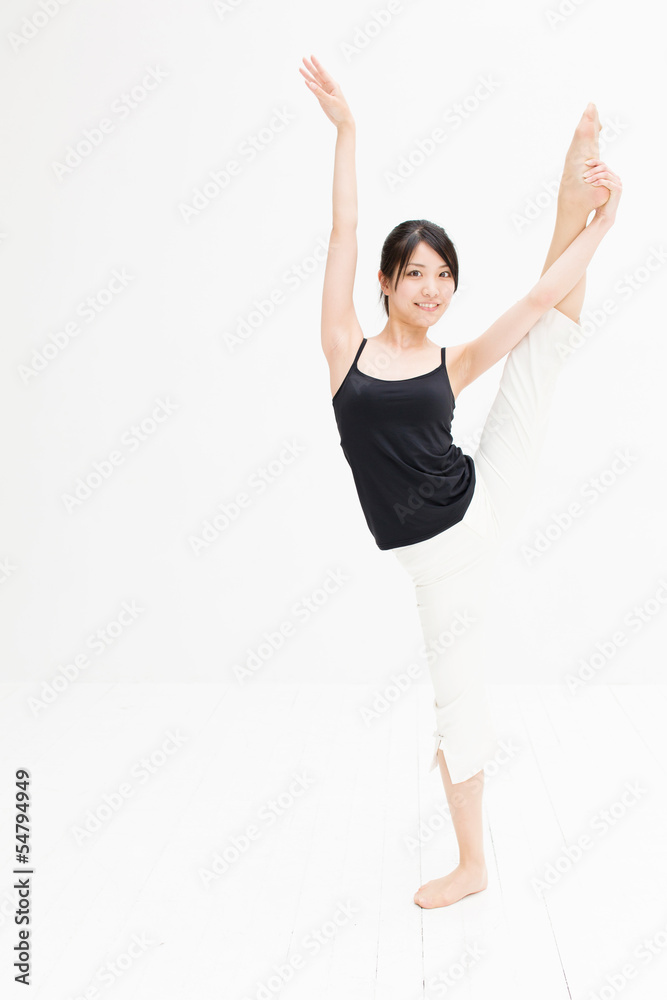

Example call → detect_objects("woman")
299 54 621 909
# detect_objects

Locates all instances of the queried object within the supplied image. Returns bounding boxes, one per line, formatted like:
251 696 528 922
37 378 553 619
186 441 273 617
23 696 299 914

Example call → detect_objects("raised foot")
414 863 488 909
559 102 609 215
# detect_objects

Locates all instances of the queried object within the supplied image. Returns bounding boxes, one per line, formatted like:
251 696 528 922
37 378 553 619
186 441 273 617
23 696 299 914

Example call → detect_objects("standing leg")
393 514 500 908
414 759 488 908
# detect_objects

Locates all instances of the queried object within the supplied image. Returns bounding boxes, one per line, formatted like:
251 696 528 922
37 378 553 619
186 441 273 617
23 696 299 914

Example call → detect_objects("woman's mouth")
415 302 439 311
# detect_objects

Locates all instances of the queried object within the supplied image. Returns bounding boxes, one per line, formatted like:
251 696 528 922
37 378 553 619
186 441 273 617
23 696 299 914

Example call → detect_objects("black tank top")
332 337 476 550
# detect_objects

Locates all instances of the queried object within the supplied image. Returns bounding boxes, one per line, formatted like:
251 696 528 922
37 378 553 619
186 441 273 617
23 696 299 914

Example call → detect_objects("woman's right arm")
452 161 622 395
300 56 363 360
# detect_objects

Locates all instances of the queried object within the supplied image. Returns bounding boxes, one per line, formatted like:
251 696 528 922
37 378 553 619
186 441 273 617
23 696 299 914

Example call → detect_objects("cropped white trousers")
390 306 583 784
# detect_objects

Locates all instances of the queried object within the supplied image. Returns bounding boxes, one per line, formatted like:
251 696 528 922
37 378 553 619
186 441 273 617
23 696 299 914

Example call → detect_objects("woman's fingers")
301 57 326 89
299 62 322 88
301 55 337 94
583 161 621 189
588 171 621 190
583 159 622 221
304 79 327 102
583 159 605 176
301 57 323 86
309 54 336 87
593 173 622 222
299 55 354 129
301 73 329 99
298 66 319 91
585 171 610 185
300 70 341 121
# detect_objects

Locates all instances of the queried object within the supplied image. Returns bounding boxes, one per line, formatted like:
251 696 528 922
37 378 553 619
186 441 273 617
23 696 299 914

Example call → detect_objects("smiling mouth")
415 302 439 310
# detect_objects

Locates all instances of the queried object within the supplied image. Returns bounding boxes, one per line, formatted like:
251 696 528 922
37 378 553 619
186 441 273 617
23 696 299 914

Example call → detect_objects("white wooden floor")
2 681 666 1000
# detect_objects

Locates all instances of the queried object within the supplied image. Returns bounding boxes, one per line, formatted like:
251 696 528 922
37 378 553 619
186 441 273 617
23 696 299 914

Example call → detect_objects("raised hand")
584 159 623 226
299 55 354 129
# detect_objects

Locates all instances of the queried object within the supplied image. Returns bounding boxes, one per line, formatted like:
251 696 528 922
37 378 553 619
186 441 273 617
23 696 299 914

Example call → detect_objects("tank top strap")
354 338 367 364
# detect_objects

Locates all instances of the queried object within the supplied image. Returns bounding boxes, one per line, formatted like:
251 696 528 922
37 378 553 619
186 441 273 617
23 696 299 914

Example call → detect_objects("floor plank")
2 681 665 1000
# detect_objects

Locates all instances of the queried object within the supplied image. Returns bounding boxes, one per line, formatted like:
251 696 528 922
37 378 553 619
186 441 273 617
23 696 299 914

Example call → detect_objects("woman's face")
380 241 456 324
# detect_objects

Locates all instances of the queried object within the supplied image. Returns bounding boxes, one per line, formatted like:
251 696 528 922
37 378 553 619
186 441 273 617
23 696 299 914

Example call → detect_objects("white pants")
391 306 583 784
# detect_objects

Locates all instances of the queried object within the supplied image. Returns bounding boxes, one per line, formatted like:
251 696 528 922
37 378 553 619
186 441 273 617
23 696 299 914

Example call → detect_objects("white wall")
1 0 664 698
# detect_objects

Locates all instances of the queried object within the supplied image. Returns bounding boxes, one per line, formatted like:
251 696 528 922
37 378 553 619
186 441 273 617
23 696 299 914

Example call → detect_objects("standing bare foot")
558 102 610 215
414 862 488 908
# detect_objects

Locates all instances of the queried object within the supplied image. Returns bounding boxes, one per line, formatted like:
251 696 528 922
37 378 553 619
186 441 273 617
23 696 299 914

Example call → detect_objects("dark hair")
378 219 459 317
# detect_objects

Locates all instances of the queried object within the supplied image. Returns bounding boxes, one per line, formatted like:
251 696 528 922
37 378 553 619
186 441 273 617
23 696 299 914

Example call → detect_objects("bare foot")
414 862 488 908
558 102 610 215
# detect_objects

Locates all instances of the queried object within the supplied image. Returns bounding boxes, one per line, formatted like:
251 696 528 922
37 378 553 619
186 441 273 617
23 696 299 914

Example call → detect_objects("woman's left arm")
453 161 622 393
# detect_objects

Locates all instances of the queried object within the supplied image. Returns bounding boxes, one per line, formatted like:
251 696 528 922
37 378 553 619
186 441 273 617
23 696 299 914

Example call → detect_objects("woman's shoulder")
326 322 366 399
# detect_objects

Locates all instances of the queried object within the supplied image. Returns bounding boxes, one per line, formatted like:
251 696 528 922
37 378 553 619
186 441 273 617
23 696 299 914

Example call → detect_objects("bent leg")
541 102 606 322
472 306 582 542
541 212 588 323
469 109 610 540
